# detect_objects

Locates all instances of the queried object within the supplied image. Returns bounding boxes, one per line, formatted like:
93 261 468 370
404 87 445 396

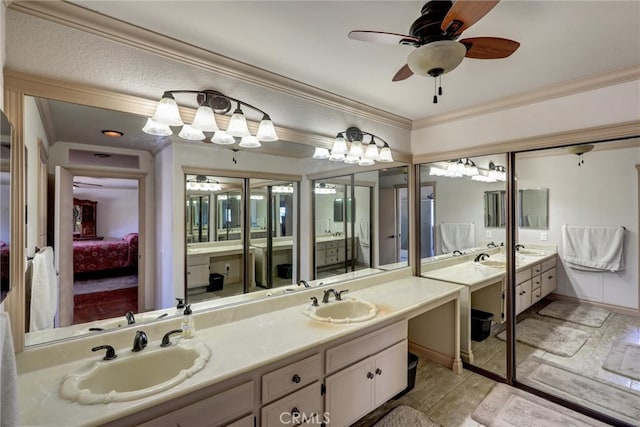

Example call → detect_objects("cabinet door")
373 341 407 407
261 382 323 427
515 279 532 315
325 357 374 427
541 267 557 297
531 287 542 305
187 264 210 288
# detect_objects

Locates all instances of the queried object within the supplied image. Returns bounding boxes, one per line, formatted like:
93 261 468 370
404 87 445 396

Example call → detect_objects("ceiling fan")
348 0 520 102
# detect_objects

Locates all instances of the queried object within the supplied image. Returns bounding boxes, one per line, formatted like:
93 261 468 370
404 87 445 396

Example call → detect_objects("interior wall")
517 146 639 309
72 187 138 239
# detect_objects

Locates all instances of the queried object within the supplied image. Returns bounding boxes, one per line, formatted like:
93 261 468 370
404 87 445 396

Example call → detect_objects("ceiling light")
566 144 594 166
319 127 394 166
101 129 124 138
143 89 278 147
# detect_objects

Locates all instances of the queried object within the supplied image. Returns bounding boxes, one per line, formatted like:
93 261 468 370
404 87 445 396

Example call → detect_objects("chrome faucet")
132 330 148 352
452 249 463 256
336 289 349 301
474 253 490 262
516 244 525 251
125 311 136 325
298 280 310 288
322 289 337 303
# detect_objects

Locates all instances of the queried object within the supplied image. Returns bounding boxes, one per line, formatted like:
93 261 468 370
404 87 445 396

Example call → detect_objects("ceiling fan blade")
392 64 414 82
460 37 520 59
441 0 500 35
348 30 419 45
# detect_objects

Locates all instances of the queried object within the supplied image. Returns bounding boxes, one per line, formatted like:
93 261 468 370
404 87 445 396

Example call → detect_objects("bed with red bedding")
73 233 138 274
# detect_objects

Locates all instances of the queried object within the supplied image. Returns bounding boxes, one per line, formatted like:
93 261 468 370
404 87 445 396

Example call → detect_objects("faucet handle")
336 290 349 301
310 297 319 307
92 345 117 360
160 329 183 347
125 311 136 325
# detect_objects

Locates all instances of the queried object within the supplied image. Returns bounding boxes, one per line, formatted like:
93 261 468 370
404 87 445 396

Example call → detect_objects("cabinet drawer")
326 320 407 374
325 240 339 249
531 286 542 304
542 257 556 272
326 248 338 256
261 382 323 427
187 254 210 266
227 414 254 427
262 354 321 403
139 381 254 427
531 274 542 288
325 255 338 264
515 268 531 284
532 263 542 275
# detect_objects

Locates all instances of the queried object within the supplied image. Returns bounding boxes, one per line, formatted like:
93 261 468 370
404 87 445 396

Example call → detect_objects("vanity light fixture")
143 90 278 145
185 175 222 192
320 127 394 165
314 183 337 194
272 185 295 194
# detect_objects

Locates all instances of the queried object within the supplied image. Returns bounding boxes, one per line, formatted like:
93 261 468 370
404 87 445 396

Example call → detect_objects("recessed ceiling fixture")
101 130 123 138
565 144 594 166
142 89 278 147
314 127 394 166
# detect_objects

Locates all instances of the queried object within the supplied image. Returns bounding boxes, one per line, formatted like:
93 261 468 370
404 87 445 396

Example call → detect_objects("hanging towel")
29 247 58 331
562 225 625 272
0 312 18 426
440 223 474 254
358 220 370 246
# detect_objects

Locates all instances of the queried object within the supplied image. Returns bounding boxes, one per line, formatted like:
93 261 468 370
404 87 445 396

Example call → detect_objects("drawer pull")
375 368 382 375
292 374 301 383
367 372 374 379
548 275 554 279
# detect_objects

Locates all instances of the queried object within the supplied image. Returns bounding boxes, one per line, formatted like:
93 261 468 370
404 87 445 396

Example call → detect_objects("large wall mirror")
0 110 13 303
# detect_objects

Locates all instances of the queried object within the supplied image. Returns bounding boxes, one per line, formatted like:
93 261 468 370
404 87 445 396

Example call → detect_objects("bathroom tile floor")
354 298 640 426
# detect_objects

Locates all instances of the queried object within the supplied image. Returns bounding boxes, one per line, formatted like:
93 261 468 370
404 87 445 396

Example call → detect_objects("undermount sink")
517 249 548 256
477 260 507 269
60 342 210 404
304 298 378 324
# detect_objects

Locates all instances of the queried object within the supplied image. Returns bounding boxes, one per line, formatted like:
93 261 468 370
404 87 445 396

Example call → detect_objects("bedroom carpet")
74 274 138 295
73 287 137 324
496 317 590 357
471 383 609 426
602 341 640 381
538 300 610 328
518 357 640 425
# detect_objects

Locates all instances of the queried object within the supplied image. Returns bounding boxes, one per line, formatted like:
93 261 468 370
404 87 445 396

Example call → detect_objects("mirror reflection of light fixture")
430 159 505 182
320 127 394 166
272 185 294 194
143 89 278 145
314 183 337 194
565 144 594 166
186 175 222 192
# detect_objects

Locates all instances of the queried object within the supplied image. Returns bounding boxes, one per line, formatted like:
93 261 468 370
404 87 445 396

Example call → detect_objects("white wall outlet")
540 232 548 241
486 230 492 238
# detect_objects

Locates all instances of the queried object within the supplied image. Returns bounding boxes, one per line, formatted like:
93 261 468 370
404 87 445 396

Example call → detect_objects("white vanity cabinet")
325 321 408 427
261 382 323 426
138 381 255 427
515 279 532 315
515 256 557 315
540 259 557 298
187 254 210 289
316 238 358 268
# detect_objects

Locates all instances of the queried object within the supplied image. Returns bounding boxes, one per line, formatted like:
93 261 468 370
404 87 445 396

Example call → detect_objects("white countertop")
186 244 254 256
17 271 463 426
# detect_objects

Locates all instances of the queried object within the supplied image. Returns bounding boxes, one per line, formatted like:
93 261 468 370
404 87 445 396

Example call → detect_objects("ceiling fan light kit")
143 90 278 146
319 127 393 166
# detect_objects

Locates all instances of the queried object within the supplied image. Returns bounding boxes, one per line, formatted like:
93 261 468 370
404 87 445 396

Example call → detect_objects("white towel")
440 223 475 254
29 247 58 331
358 220 370 246
562 225 625 272
0 312 18 426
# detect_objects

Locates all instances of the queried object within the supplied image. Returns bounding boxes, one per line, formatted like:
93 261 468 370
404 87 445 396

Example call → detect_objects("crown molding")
9 0 412 131
413 65 640 130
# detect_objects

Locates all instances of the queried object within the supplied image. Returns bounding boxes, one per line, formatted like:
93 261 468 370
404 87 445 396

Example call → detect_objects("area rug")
472 383 609 426
73 275 138 295
602 341 640 381
538 300 610 328
518 356 640 425
374 406 440 427
496 318 590 357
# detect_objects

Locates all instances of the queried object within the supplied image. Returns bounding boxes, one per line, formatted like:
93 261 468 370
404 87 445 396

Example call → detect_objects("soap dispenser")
175 297 185 315
181 304 195 339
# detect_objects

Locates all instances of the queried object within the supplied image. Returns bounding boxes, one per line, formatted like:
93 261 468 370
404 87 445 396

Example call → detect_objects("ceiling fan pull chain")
433 78 438 104
438 76 443 96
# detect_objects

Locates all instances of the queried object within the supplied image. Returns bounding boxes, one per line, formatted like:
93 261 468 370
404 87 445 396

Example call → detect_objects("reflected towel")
29 247 58 331
0 312 18 426
562 225 625 272
358 220 370 246
440 223 474 253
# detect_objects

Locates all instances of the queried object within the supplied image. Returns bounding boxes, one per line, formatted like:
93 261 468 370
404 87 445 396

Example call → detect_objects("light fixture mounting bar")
163 89 271 118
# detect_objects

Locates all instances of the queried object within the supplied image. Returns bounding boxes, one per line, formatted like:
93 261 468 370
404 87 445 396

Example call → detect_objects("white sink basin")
60 342 210 404
304 298 378 324
517 249 548 256
477 260 506 269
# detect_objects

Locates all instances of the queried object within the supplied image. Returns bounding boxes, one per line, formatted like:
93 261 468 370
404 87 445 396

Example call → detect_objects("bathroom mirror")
484 190 506 228
518 188 548 229
0 110 12 303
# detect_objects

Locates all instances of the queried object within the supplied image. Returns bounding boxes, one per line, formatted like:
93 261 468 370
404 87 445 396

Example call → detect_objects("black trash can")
207 273 224 292
393 352 419 399
471 308 494 341
276 263 293 279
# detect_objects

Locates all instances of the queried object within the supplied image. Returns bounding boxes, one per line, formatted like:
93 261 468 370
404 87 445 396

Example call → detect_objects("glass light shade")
329 152 346 162
312 147 330 160
429 166 447 176
178 125 205 141
151 95 183 126
348 140 364 157
238 135 261 148
256 117 278 142
344 154 360 164
142 118 172 136
330 136 348 155
211 131 236 145
407 40 467 77
364 142 379 160
377 146 394 162
358 157 375 166
226 109 250 137
191 106 219 132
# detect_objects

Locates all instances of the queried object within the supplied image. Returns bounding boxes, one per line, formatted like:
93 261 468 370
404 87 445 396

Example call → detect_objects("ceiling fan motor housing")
410 0 454 44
